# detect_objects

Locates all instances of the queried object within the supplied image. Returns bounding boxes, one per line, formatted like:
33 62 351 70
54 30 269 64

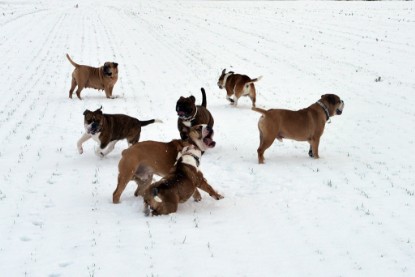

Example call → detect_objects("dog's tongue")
203 137 216 148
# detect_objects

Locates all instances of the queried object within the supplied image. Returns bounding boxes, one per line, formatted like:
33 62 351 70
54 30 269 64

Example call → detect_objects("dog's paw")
212 193 224 200
78 147 83 154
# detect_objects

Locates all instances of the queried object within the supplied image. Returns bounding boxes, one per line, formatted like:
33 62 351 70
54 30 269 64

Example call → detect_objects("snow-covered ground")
1 0 414 276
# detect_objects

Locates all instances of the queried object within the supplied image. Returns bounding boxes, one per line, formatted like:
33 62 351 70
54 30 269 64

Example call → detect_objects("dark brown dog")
77 106 162 157
66 53 118 100
176 88 214 140
252 94 345 163
143 144 223 216
217 69 262 107
113 124 216 203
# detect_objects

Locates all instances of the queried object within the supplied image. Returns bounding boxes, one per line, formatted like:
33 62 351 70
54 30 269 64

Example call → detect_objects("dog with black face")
176 88 214 140
252 94 345 163
77 106 162 157
66 54 119 100
143 144 223 216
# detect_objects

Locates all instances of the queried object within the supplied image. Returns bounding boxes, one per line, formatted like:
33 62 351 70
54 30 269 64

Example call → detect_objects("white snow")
1 0 414 276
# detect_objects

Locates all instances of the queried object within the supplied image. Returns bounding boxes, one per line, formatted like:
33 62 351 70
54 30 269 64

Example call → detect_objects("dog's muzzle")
86 122 101 135
336 100 344 115
103 66 112 77
203 126 216 148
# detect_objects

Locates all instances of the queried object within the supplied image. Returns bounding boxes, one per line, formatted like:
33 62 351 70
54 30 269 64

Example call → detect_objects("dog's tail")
140 119 163 127
251 107 267 115
66 54 80 67
201 87 207 108
246 75 263 86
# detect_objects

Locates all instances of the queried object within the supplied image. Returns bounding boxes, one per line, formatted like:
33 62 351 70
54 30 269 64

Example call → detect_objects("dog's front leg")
196 174 223 200
77 133 92 154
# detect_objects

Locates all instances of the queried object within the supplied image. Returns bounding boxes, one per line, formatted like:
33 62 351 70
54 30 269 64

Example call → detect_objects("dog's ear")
222 68 226 75
83 109 89 116
95 106 103 114
190 96 196 103
113 62 118 68
326 94 337 105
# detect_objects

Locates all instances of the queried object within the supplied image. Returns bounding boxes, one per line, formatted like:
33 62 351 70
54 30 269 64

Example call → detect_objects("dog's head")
188 124 216 151
83 106 104 134
103 62 118 77
217 68 234 89
320 94 345 116
176 95 197 120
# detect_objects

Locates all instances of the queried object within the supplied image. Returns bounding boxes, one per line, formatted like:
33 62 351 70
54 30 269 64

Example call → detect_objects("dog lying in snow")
143 144 223 216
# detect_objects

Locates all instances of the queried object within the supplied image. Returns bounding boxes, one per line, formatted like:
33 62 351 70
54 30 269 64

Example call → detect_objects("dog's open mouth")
86 122 101 135
203 129 216 148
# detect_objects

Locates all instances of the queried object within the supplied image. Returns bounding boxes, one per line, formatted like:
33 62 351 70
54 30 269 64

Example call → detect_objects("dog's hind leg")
257 134 275 164
69 77 77 99
75 86 84 100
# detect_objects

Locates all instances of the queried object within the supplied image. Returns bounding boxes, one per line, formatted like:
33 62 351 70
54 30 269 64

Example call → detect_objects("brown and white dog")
252 94 345 163
77 106 162 157
176 88 214 140
113 124 216 204
143 144 223 216
217 69 262 107
66 54 118 100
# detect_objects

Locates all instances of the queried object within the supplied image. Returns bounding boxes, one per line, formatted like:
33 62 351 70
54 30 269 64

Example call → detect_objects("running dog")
217 69 262 107
77 106 161 157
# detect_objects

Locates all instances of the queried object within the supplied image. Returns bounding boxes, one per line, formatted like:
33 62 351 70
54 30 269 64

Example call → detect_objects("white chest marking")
183 120 192 127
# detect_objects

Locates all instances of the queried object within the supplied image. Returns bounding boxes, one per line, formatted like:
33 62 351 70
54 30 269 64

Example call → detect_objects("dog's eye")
85 114 92 121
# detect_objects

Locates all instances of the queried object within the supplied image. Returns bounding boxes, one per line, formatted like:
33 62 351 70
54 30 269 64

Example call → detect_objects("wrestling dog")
143 144 223 216
252 94 344 163
217 68 262 107
66 53 118 100
176 87 214 140
77 106 162 157
113 124 216 203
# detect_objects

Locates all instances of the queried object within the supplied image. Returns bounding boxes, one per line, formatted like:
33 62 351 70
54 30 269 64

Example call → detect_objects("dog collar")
182 107 198 122
317 101 330 121
222 72 233 86
179 152 201 169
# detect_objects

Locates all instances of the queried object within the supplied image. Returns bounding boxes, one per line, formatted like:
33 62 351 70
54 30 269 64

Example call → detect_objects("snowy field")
1 0 415 276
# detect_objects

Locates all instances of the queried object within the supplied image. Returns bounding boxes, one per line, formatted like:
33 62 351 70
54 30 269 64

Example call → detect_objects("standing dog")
143 144 223 216
176 88 214 140
113 124 215 204
77 106 162 157
252 94 344 163
66 53 118 100
217 69 262 107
